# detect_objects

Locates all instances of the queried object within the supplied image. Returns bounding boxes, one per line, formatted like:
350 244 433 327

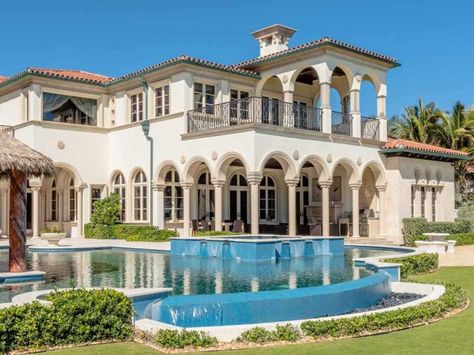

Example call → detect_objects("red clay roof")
235 37 399 68
28 68 113 83
0 76 8 82
382 137 469 158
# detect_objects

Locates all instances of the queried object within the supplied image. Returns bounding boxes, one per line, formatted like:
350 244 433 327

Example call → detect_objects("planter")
40 232 67 246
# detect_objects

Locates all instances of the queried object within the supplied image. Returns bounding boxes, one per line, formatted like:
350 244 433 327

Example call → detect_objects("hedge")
402 217 473 246
238 324 301 343
195 231 241 237
84 223 177 241
152 329 217 349
384 253 439 280
449 233 474 246
0 289 133 353
300 283 466 340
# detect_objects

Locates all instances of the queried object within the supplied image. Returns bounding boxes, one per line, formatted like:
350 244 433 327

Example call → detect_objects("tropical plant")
90 193 121 226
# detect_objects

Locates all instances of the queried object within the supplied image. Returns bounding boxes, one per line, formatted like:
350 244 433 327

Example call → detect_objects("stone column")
320 181 332 237
377 94 387 141
319 81 332 134
181 183 192 236
350 183 362 238
425 186 433 222
414 186 422 217
376 185 386 237
247 173 262 235
0 187 8 238
212 180 225 232
153 183 166 228
283 90 294 127
350 88 361 138
286 179 298 236
74 186 85 238
31 185 41 239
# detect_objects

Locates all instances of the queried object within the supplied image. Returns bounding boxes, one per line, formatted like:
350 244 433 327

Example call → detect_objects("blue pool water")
0 246 401 304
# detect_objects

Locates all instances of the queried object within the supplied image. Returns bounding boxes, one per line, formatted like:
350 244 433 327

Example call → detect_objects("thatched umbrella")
0 131 54 272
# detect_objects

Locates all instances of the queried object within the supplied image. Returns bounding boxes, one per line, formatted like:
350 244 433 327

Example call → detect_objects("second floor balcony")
186 97 380 140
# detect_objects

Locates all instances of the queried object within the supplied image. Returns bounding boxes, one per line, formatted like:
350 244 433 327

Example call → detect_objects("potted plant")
40 226 66 245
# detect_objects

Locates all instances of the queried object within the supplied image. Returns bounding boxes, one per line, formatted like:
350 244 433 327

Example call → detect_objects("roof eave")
381 148 469 162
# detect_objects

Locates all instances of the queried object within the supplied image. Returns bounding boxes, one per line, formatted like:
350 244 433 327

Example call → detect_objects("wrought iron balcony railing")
331 111 352 136
361 116 380 140
187 97 322 134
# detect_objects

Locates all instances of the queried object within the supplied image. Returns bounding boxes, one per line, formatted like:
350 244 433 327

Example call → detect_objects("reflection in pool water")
0 247 399 303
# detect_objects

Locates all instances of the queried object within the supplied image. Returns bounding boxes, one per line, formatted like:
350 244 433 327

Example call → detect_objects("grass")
44 267 473 355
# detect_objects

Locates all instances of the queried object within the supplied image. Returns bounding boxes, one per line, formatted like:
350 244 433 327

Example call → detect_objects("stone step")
344 237 398 246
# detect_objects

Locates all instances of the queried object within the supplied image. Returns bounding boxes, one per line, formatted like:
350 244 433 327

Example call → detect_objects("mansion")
0 24 467 244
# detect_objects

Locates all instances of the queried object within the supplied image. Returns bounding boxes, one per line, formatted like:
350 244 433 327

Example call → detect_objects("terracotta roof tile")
110 55 259 84
382 137 469 158
0 76 8 82
235 37 399 68
28 68 113 83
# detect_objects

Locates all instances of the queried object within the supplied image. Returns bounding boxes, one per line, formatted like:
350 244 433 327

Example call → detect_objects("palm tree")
391 100 442 143
435 101 474 151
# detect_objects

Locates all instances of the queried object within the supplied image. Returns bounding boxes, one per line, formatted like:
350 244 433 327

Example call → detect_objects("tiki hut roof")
0 132 55 177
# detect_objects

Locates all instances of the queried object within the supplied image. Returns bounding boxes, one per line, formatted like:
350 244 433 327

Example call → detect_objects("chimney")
252 24 297 58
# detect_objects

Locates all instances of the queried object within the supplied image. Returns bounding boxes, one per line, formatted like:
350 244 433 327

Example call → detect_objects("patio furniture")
232 220 244 233
201 219 210 231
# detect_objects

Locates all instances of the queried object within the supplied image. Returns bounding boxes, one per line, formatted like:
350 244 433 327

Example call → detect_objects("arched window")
69 177 76 221
112 173 126 221
164 170 183 221
51 179 57 221
133 170 147 221
197 171 214 220
296 174 309 225
260 175 276 222
229 174 248 222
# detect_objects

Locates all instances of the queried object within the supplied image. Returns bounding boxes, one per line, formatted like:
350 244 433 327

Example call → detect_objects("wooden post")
9 169 27 272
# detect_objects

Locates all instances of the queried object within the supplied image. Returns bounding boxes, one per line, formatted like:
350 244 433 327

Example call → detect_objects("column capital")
180 182 193 189
285 178 299 187
349 183 362 190
74 183 88 192
31 186 41 192
152 182 166 192
247 172 263 185
29 177 43 188
376 184 387 192
319 180 333 188
211 178 226 188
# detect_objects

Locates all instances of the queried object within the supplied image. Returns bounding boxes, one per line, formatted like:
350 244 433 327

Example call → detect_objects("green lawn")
45 267 474 355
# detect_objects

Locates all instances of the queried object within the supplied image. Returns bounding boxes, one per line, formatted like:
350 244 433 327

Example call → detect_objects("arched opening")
360 75 379 139
164 169 183 222
293 67 321 130
260 76 283 125
331 67 351 136
197 171 214 220
111 172 126 221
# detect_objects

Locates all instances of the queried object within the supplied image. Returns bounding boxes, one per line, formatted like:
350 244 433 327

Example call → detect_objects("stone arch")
330 158 360 184
255 75 284 97
289 66 319 93
258 151 297 181
154 160 181 185
182 156 213 184
53 162 84 188
128 166 147 184
214 152 250 181
297 154 330 182
360 160 386 186
109 169 125 186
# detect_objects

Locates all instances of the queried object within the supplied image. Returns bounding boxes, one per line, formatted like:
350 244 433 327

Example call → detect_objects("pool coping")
135 281 445 342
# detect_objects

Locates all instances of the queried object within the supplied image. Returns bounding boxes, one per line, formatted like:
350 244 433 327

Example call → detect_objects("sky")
0 0 473 118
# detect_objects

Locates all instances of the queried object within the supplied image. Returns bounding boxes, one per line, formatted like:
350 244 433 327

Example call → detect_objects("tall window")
164 170 183 221
194 83 215 114
230 89 249 120
431 187 437 221
230 174 248 222
293 101 308 129
262 96 279 124
133 170 147 221
69 178 76 221
91 187 102 214
411 185 415 217
296 175 309 224
155 85 170 117
42 92 97 126
260 175 276 222
51 179 57 221
130 93 143 122
420 186 426 218
112 173 126 221
197 171 214 220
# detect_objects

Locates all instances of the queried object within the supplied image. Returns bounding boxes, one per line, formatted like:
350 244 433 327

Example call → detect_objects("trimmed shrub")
238 327 275 343
402 217 472 246
0 289 133 353
384 253 438 280
457 204 474 220
449 233 474 246
90 193 121 226
84 223 177 241
153 329 217 349
274 323 302 342
195 231 241 237
301 283 466 340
